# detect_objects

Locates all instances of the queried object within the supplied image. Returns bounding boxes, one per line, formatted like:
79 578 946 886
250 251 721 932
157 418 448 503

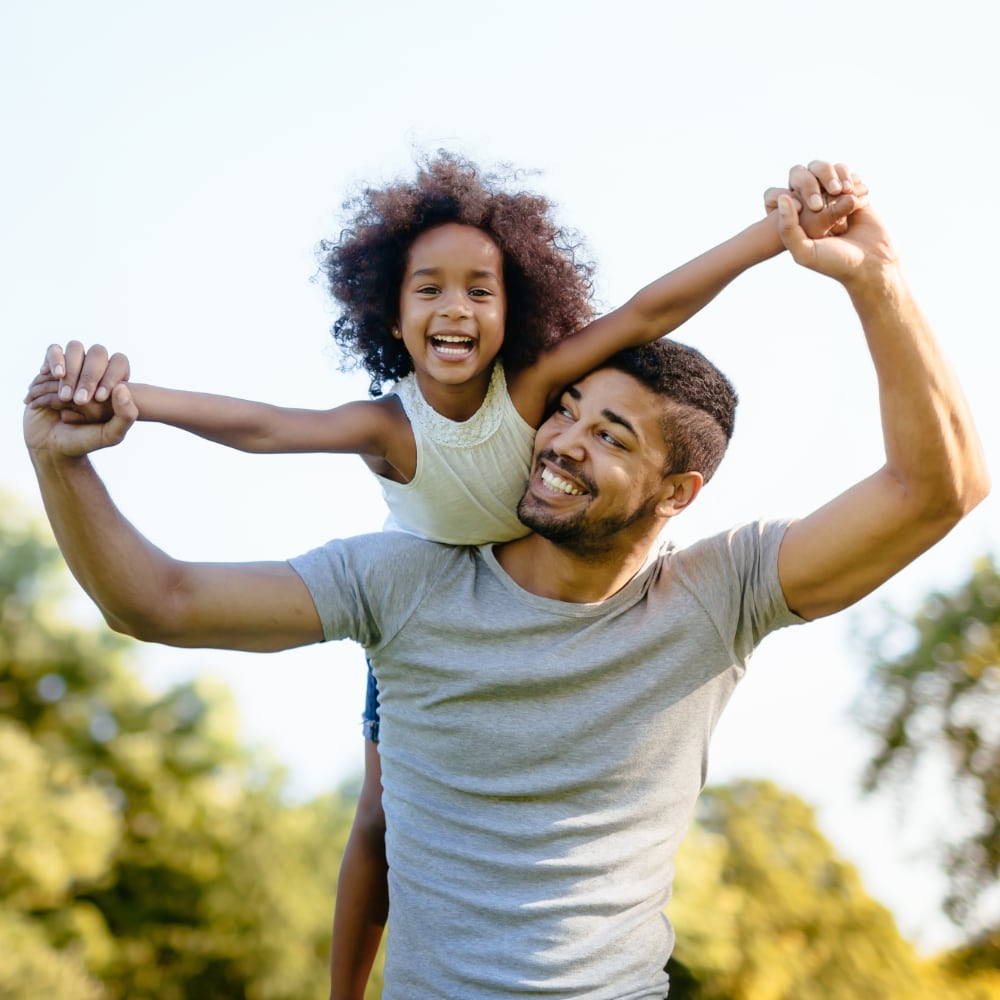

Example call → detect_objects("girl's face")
396 223 507 405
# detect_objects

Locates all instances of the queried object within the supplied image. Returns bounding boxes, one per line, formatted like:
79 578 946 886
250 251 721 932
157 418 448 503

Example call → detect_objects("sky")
2 0 998 954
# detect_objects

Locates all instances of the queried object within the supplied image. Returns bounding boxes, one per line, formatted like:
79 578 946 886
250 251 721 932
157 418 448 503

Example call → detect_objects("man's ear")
656 471 704 517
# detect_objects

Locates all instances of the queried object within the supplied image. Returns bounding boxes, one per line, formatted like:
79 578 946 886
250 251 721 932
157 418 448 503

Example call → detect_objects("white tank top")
377 363 536 544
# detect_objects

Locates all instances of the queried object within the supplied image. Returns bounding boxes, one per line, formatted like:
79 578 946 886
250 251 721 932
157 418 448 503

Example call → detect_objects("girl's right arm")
29 342 410 471
129 383 395 457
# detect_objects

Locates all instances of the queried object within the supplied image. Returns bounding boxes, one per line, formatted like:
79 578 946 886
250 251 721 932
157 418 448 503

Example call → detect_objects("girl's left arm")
511 164 863 424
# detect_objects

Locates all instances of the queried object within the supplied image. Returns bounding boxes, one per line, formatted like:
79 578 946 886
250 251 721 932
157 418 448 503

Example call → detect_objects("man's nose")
549 423 587 463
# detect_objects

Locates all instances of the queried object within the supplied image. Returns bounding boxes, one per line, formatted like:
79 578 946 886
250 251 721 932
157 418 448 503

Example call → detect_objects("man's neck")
493 530 662 604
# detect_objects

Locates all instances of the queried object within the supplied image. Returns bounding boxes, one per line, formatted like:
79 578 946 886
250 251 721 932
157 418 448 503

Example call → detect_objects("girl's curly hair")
318 152 596 397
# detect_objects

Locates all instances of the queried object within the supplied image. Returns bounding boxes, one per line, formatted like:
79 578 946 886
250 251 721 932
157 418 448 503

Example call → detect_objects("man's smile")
540 466 585 496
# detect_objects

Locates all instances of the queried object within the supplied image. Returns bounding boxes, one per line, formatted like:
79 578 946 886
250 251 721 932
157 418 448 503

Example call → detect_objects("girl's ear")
391 325 402 339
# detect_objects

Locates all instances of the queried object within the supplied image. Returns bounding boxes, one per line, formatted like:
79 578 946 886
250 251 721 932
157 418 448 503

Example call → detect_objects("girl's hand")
27 342 131 423
775 192 898 287
764 160 870 239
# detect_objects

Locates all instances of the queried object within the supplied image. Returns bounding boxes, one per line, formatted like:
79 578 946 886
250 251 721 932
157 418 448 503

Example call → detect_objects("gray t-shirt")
291 520 802 999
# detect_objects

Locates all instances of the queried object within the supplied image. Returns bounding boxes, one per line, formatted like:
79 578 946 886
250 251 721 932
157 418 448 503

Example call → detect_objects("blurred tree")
856 556 1000 931
933 928 1000 999
0 496 356 998
669 780 940 1000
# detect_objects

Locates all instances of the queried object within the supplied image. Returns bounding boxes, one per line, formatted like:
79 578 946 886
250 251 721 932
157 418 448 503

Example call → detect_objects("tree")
669 780 942 1000
0 496 357 998
856 555 1000 931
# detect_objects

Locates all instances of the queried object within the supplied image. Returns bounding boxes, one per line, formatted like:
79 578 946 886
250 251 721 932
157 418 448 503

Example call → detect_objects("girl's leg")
329 738 388 1000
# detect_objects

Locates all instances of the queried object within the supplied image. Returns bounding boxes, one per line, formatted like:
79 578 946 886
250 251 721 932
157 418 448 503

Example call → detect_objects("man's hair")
318 152 596 397
602 339 737 483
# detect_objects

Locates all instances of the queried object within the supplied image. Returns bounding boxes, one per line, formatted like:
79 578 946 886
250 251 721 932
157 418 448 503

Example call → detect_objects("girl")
35 153 860 1000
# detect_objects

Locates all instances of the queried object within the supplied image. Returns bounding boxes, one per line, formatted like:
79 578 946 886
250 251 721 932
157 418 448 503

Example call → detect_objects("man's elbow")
100 600 189 645
101 610 168 643
928 459 991 532
952 454 990 519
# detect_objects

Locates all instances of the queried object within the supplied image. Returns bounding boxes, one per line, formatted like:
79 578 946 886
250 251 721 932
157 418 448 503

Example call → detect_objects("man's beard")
517 460 659 559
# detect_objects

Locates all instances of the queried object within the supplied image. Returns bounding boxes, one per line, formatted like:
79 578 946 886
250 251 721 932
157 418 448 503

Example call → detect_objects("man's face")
518 369 677 556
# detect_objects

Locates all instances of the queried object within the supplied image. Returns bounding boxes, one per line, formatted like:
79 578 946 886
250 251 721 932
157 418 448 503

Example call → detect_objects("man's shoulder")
659 519 794 583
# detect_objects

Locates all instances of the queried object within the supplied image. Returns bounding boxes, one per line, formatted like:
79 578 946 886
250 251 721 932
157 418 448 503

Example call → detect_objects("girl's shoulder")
351 393 415 483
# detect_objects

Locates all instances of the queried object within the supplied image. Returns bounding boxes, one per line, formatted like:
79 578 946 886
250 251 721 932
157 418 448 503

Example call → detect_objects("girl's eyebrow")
410 266 500 280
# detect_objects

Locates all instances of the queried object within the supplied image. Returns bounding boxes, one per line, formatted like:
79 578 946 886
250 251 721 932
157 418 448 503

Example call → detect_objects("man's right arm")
25 378 325 652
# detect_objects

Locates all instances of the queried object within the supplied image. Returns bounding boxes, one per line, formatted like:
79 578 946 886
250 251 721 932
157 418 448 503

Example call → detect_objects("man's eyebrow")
564 385 639 440
602 408 639 439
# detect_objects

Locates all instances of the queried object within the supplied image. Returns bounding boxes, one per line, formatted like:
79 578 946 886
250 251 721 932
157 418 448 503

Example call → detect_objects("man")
24 170 988 998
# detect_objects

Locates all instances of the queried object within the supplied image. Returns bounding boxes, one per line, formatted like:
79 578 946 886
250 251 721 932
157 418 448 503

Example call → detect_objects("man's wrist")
29 442 94 477
843 258 907 311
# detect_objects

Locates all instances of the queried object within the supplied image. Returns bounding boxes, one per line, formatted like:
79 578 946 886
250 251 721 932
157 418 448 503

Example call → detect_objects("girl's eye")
469 287 492 298
416 285 439 295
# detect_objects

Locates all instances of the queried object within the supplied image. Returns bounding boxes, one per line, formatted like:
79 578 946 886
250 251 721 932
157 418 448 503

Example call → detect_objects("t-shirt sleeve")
670 519 805 666
287 532 458 649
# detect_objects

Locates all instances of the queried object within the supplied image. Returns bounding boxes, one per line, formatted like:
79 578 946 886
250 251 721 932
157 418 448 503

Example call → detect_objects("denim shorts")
362 659 380 744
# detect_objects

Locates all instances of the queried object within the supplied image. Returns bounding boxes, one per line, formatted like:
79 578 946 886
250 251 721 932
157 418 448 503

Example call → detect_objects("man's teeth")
541 467 584 496
432 335 474 355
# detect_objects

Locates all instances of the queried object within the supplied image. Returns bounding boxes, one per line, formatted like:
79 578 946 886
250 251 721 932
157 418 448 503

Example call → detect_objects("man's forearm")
848 261 989 520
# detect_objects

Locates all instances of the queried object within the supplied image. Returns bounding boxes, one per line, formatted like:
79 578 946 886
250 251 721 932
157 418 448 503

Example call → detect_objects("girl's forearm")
628 215 781 335
130 383 284 451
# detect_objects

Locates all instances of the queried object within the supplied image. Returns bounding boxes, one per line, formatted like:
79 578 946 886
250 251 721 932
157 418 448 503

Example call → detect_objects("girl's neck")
414 363 496 422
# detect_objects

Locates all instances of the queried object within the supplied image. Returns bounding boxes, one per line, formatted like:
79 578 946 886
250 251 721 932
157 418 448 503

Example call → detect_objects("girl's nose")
438 291 472 319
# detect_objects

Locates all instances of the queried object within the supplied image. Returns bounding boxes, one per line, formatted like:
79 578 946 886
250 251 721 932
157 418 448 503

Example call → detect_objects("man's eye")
599 431 623 448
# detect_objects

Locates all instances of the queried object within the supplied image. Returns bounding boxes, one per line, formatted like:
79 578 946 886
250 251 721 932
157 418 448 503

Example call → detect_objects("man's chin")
517 501 614 557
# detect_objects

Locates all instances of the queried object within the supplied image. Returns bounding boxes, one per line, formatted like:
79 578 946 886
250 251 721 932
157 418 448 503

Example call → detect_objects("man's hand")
24 344 137 458
775 191 898 288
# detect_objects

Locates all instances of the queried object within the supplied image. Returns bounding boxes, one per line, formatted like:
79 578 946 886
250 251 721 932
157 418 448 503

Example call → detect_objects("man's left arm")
773 174 990 621
24 371 325 652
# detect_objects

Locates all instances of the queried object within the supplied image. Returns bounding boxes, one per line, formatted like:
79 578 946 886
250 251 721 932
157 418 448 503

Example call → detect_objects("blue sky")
3 0 998 951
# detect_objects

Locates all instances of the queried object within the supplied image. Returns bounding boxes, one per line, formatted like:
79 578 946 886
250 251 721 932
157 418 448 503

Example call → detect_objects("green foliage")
0 498 358 998
927 929 1000 998
0 910 104 1000
670 780 940 1000
857 555 1000 929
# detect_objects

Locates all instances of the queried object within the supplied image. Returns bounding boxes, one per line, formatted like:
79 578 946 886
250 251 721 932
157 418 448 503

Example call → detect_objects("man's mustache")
535 450 597 495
